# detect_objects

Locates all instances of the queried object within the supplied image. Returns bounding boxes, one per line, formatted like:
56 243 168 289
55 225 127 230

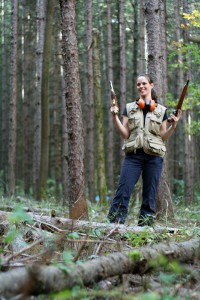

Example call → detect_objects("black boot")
138 215 154 227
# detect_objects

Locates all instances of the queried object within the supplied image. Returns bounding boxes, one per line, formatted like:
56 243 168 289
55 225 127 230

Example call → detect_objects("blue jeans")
107 150 163 224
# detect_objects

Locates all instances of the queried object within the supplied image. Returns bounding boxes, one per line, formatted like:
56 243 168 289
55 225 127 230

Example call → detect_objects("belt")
126 148 145 156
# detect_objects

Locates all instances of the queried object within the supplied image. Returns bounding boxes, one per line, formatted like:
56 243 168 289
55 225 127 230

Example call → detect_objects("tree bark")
168 0 184 196
61 75 69 203
39 0 54 199
59 0 88 219
144 0 174 218
33 0 46 200
84 0 95 203
8 0 19 196
132 0 139 96
93 29 107 206
119 0 127 161
0 238 199 297
52 8 61 198
106 0 115 198
1 0 8 195
22 0 31 194
182 0 195 204
138 0 146 74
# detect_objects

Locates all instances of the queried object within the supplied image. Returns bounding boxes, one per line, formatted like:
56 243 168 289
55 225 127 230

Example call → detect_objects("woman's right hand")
110 105 119 115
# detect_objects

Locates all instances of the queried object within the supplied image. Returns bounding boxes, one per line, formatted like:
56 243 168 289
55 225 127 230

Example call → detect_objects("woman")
107 74 181 226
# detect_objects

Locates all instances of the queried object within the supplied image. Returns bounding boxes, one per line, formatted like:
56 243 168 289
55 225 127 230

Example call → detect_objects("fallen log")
0 210 180 234
0 238 199 298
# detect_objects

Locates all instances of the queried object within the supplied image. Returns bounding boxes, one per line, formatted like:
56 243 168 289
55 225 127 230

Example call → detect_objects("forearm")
161 124 177 142
160 109 181 142
113 115 129 139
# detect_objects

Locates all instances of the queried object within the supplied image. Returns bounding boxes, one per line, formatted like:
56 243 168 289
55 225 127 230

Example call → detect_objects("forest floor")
0 196 199 299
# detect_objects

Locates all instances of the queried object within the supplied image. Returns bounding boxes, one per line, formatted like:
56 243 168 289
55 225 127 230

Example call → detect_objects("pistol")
109 80 117 106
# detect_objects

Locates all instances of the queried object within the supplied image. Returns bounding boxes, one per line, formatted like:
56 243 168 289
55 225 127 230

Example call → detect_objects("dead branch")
2 237 44 267
0 238 199 298
93 226 119 255
0 210 180 235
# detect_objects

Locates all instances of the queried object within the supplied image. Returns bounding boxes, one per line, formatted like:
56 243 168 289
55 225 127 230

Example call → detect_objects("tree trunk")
61 75 69 203
184 111 195 203
1 0 8 195
60 0 88 219
93 29 107 206
22 0 31 194
0 238 199 297
169 0 184 195
119 0 126 161
106 0 115 198
138 0 146 74
52 9 61 198
84 0 95 203
39 0 54 199
144 0 174 218
33 0 46 200
132 0 139 96
182 0 195 204
8 0 19 196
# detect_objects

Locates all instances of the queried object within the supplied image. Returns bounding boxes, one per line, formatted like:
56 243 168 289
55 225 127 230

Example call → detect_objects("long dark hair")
137 74 158 102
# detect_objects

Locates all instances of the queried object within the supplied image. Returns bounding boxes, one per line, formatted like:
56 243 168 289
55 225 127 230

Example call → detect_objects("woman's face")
136 76 154 98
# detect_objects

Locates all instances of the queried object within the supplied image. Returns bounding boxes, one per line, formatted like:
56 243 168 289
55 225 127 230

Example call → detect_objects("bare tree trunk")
138 0 146 74
84 0 95 203
119 0 126 161
39 0 54 199
93 29 107 206
106 0 115 198
60 0 88 219
61 75 69 204
53 64 60 198
33 0 46 200
22 0 31 194
182 0 195 204
53 9 61 198
169 0 184 195
8 0 19 196
184 111 195 203
132 0 139 96
144 0 174 218
1 0 8 195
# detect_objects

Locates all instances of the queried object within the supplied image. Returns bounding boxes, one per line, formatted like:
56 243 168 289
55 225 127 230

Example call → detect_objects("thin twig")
93 225 119 255
2 237 44 266
73 234 89 262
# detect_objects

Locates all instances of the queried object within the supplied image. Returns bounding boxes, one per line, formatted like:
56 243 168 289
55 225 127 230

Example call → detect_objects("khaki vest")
122 101 167 157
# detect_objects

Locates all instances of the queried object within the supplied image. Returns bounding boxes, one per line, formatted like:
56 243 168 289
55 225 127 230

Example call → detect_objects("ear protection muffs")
137 99 156 111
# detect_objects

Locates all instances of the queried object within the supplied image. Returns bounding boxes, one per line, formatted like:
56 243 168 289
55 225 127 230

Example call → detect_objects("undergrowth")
0 196 199 299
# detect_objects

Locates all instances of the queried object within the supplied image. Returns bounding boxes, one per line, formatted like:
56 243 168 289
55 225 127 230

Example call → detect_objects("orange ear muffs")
137 99 156 111
149 100 156 111
137 98 145 109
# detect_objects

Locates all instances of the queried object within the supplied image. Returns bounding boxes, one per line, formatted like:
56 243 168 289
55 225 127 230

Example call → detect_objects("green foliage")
54 250 74 274
137 293 160 300
125 230 161 247
128 249 143 261
67 232 80 240
8 205 33 225
3 227 19 244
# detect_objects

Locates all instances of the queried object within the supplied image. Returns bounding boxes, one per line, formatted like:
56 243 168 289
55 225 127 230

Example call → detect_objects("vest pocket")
122 136 141 153
144 138 166 157
148 120 161 135
128 115 141 130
